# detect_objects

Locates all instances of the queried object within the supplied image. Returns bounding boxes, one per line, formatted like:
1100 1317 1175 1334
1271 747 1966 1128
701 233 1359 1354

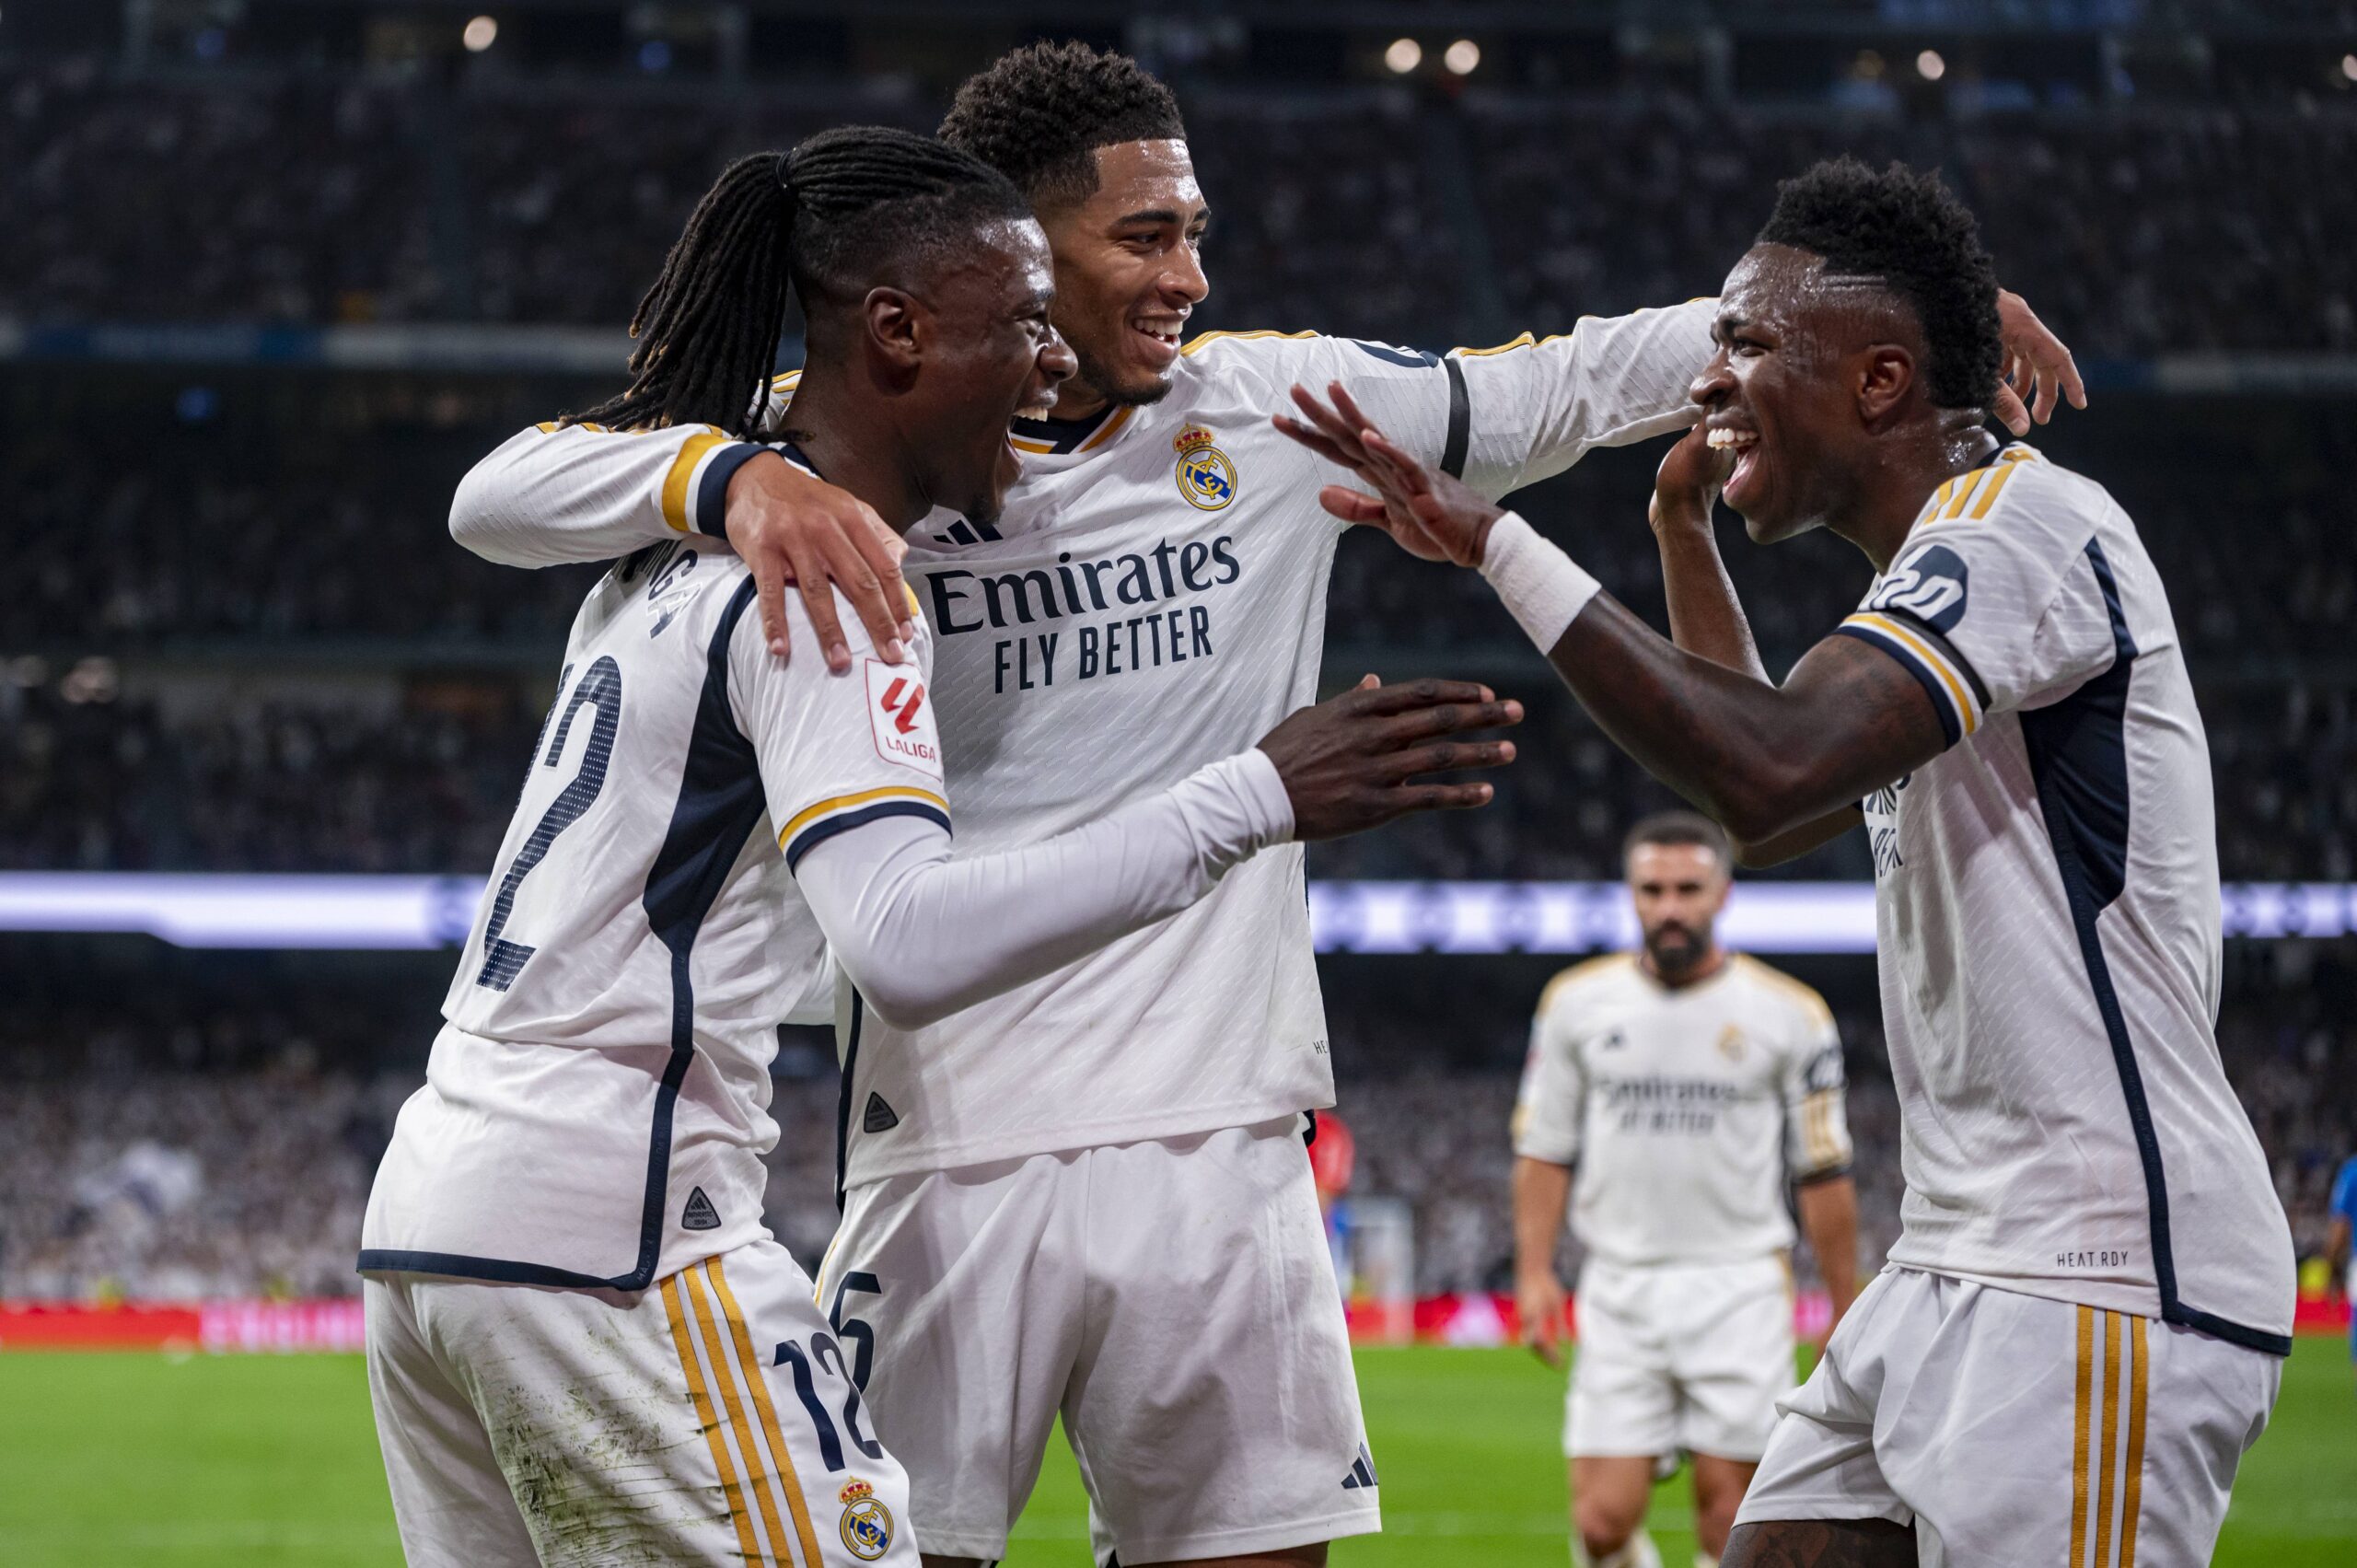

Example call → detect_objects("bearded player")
1283 157 2292 1567
1514 813 1856 1568
447 43 2082 1564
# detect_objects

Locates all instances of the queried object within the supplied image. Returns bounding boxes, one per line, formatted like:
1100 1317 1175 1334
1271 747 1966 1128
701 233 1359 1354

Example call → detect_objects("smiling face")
1034 138 1210 412
905 216 1076 523
1690 243 1923 545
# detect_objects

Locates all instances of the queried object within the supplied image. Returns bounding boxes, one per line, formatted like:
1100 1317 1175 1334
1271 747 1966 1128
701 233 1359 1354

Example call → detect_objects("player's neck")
1640 945 1726 990
772 371 928 532
1834 419 2000 572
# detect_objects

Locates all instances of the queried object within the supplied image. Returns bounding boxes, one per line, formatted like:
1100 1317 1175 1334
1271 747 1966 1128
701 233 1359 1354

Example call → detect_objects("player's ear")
862 286 925 373
1856 344 1914 424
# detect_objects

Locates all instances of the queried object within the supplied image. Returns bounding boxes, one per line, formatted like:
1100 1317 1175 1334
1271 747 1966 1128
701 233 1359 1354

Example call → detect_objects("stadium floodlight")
1384 38 1422 75
1444 40 1480 75
1916 49 1945 81
462 15 497 52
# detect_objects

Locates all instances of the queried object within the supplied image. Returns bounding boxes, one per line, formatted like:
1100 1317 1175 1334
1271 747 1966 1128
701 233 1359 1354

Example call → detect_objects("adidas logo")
931 517 1004 548
680 1186 721 1231
1341 1443 1379 1492
863 1093 900 1134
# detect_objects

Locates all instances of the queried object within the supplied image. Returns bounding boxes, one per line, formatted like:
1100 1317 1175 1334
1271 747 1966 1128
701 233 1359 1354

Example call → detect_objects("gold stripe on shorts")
2094 1311 2122 1568
684 1264 794 1564
709 1257 826 1568
664 1273 770 1566
2073 1306 2094 1568
2119 1316 2149 1568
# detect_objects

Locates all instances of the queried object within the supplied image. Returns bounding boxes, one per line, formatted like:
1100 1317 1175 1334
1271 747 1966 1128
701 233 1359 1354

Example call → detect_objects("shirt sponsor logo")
1173 424 1238 511
864 660 943 775
923 534 1246 694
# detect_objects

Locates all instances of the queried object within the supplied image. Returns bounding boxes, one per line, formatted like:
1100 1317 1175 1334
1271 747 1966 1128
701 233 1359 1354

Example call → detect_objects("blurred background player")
1512 812 1855 1568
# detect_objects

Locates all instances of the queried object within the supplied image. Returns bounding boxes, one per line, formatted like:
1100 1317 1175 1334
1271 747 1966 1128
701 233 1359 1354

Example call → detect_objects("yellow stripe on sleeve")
1179 329 1318 357
709 1258 826 1568
777 786 950 852
660 429 730 534
664 1274 771 1567
1456 331 1537 358
1843 614 1980 736
684 1265 791 1565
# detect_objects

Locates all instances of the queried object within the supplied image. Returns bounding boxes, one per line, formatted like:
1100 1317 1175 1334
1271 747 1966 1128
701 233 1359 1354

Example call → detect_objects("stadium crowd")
6 952 2350 1300
3 60 2353 358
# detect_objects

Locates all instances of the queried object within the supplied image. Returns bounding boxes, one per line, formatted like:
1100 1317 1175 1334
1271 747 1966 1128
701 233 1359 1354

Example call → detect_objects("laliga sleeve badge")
864 659 944 779
1173 424 1238 511
838 1478 894 1561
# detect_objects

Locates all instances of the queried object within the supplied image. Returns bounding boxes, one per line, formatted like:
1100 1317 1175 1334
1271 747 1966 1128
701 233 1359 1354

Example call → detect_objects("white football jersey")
1513 952 1852 1267
363 454 950 1288
449 304 1714 1187
1836 444 2293 1353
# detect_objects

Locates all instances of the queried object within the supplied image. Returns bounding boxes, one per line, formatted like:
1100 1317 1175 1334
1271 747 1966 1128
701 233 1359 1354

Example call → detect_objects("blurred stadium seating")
4 10 2355 1319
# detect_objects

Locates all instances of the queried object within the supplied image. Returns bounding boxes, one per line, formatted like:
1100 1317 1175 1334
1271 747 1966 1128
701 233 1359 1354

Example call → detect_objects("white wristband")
1479 511 1601 651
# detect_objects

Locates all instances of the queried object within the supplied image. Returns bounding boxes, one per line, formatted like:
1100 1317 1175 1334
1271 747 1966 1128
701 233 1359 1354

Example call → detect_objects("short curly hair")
939 41 1187 210
1756 157 2002 412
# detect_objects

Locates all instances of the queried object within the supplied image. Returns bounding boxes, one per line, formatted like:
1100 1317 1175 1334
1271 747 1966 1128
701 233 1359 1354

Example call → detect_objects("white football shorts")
1568 1252 1797 1463
820 1113 1381 1565
365 1237 917 1568
1736 1266 2282 1566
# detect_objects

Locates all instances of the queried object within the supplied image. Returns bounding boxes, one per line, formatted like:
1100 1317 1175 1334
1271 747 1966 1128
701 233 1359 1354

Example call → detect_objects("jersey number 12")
475 656 624 991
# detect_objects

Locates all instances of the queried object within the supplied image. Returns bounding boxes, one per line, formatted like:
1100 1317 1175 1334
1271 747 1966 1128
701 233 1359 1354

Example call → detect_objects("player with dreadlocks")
448 43 2093 1568
364 123 1519 1568
1287 156 2292 1568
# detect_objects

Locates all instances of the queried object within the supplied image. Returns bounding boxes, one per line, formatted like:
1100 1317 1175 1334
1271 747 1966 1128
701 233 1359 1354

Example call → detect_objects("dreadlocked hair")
1756 157 2003 412
939 41 1185 209
570 125 1029 436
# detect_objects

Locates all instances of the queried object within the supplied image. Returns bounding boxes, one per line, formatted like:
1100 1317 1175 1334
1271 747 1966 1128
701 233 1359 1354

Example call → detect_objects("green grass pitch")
1 1340 2349 1563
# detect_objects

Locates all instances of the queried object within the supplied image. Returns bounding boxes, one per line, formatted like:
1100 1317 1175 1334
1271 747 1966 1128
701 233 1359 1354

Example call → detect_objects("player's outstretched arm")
449 423 913 672
1647 425 1862 866
1276 383 1945 845
787 678 1518 1030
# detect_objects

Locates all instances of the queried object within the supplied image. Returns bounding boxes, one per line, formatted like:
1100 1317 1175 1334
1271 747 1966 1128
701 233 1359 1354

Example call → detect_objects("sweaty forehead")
1721 242 1900 336
922 216 1053 311
1079 138 1204 218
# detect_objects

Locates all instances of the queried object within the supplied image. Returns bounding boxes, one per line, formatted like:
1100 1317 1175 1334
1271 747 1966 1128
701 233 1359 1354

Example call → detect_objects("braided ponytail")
568 127 1028 436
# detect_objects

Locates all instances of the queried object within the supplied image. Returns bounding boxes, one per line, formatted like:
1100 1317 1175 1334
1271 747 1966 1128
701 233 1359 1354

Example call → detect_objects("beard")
1644 923 1704 976
1067 333 1178 411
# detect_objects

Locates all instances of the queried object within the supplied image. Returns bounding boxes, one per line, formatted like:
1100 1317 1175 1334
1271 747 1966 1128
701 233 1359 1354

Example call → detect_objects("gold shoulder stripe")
1077 404 1135 452
1457 331 1536 358
1538 952 1632 1015
1179 328 1318 357
1843 613 1980 735
1736 955 1836 1027
1968 459 2024 519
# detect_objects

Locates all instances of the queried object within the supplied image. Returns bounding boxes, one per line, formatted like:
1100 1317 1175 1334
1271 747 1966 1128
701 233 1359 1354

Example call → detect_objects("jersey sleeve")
1832 455 2121 749
1779 988 1853 1182
1450 300 1717 499
449 382 797 567
727 595 952 871
1511 983 1586 1166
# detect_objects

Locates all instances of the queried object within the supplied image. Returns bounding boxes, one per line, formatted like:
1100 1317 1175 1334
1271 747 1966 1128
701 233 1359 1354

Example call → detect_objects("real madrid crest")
838 1477 894 1562
1173 424 1238 511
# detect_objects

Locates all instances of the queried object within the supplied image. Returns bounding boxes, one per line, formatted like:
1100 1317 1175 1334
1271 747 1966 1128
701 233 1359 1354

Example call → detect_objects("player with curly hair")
1283 156 2293 1568
447 51 2086 1565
